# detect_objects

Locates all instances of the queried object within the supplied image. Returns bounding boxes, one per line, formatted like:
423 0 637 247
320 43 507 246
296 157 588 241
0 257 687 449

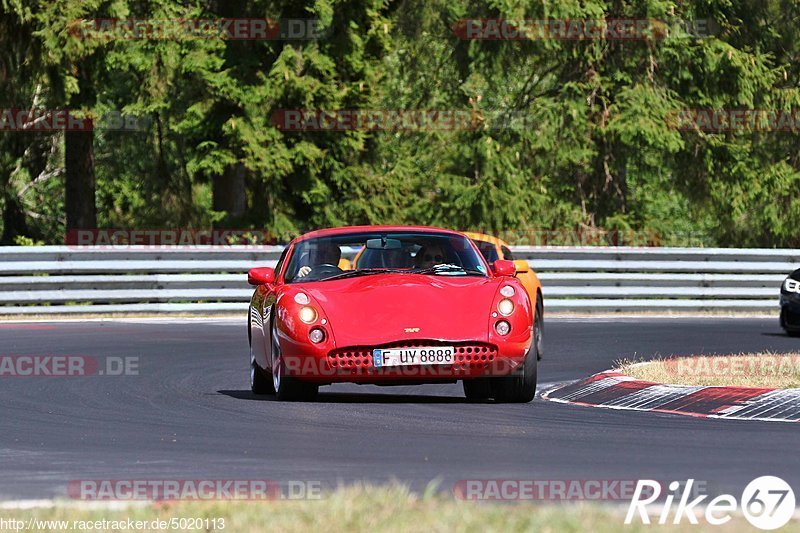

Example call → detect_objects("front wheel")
493 299 541 403
271 320 319 401
463 378 492 401
781 308 800 337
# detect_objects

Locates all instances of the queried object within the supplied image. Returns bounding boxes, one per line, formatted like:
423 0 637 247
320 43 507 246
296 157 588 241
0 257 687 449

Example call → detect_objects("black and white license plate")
372 346 455 367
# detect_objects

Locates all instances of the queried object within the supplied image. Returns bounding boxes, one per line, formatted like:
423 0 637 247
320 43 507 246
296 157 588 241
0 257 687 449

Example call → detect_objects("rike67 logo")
626 477 795 530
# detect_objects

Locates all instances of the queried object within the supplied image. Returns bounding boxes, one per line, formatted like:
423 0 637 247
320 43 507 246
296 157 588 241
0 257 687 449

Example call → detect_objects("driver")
414 244 447 270
296 242 342 278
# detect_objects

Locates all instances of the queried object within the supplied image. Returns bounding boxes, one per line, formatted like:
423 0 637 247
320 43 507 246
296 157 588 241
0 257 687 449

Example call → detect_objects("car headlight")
309 328 326 344
500 285 515 298
495 320 511 335
299 306 318 324
784 279 800 293
294 292 310 305
497 298 514 316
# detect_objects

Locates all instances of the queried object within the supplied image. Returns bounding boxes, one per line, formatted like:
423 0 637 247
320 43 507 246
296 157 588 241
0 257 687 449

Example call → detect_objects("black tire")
250 355 274 394
785 327 800 338
249 317 275 395
271 320 319 401
493 299 541 403
463 378 492 401
535 296 543 360
780 309 800 337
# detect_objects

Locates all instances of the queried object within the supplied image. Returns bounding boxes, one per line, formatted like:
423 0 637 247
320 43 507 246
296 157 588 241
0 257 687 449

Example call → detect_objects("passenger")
414 244 447 270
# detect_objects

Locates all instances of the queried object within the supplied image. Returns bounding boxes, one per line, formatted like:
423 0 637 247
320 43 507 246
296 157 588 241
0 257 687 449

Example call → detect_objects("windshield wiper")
411 264 486 276
321 268 399 281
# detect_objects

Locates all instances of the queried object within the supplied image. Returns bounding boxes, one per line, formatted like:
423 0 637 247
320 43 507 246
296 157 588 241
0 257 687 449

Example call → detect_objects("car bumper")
280 339 531 384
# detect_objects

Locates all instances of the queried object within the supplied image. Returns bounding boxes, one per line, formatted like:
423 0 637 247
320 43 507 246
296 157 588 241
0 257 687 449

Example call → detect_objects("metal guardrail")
0 246 795 315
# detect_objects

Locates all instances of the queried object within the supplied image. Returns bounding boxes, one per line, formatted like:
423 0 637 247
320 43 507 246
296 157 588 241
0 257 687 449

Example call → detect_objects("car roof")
291 225 467 243
462 231 510 248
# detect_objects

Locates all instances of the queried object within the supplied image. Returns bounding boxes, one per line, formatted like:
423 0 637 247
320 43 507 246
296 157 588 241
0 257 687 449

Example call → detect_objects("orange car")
463 232 543 313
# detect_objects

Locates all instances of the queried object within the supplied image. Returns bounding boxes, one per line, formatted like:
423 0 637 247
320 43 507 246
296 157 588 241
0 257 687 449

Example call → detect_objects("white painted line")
0 499 149 510
600 384 704 409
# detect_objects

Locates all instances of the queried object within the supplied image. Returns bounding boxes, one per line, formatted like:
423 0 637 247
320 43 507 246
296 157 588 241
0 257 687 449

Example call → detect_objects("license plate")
372 346 455 367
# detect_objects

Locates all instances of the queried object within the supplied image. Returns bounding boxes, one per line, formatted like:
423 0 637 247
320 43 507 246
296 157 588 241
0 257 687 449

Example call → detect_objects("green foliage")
12 235 45 246
2 0 800 246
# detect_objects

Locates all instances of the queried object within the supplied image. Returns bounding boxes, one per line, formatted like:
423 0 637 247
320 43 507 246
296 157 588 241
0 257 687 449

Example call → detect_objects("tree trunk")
65 129 96 230
0 193 29 244
213 163 246 219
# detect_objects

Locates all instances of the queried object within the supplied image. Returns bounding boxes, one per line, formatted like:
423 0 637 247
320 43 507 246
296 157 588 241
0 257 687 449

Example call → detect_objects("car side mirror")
248 267 275 286
492 260 516 277
513 259 529 274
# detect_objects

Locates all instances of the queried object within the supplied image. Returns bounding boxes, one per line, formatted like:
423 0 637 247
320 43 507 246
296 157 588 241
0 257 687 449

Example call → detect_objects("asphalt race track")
1 317 799 500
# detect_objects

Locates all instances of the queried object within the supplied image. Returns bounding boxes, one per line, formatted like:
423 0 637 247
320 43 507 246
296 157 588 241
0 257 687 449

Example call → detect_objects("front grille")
328 340 498 371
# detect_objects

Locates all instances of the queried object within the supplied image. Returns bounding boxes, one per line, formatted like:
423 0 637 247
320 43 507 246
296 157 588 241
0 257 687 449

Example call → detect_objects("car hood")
302 274 498 346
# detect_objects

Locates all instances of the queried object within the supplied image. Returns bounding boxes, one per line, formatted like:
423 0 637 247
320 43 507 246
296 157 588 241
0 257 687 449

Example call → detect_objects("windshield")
284 231 488 283
472 240 499 263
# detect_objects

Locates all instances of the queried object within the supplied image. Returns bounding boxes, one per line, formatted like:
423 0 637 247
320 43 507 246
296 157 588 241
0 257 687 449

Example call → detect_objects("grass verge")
1 485 794 532
617 353 800 388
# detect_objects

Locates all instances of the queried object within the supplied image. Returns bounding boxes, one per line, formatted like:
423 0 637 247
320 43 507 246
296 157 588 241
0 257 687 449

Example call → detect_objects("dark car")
780 269 800 336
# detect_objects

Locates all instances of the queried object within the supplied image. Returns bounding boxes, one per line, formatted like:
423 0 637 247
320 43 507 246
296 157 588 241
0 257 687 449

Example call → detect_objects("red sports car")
247 226 542 402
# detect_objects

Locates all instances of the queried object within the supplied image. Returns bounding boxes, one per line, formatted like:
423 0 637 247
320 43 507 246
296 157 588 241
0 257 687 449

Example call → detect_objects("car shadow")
218 389 471 404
